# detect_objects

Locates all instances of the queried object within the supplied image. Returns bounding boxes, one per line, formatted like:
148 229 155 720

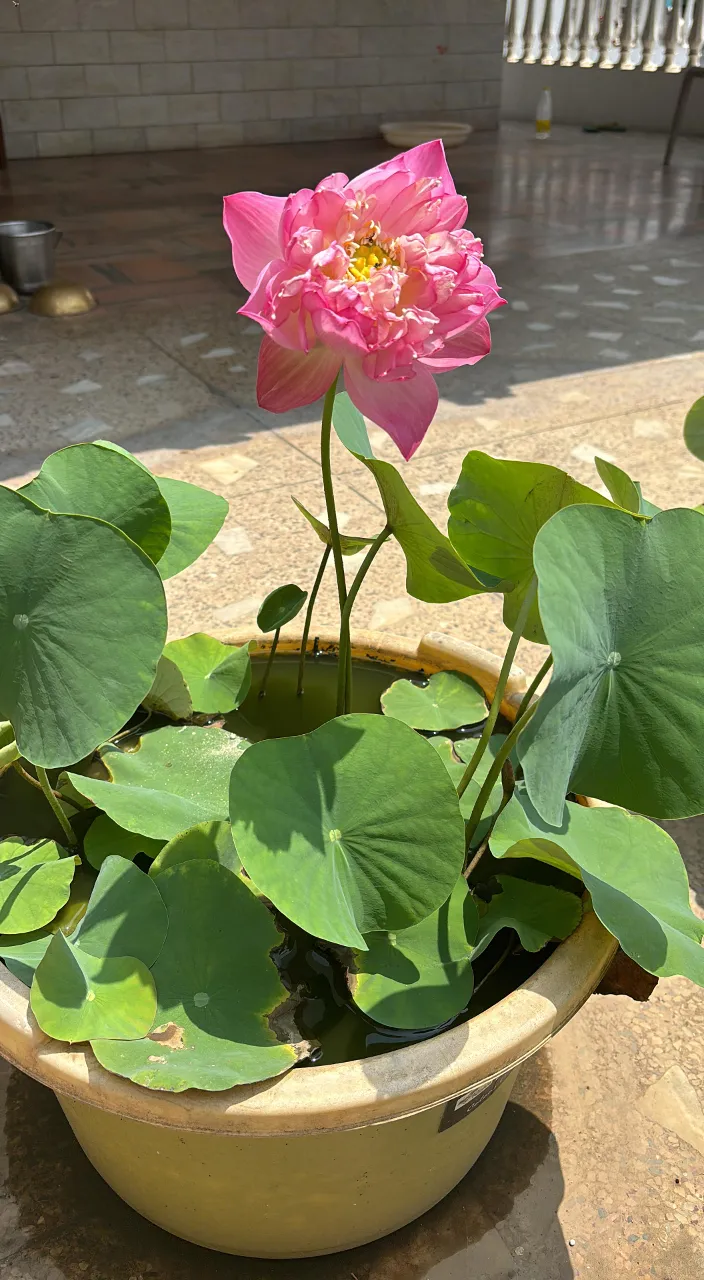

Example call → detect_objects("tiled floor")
1 122 704 1279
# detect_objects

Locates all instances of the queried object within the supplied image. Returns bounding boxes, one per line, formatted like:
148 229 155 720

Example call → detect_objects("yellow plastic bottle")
536 87 552 140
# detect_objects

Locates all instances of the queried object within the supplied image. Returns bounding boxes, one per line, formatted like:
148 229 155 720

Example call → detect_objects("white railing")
504 0 704 69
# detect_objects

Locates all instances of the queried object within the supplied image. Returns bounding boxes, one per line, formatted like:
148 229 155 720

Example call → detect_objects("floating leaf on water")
472 875 582 960
149 819 241 878
91 861 302 1091
230 713 465 949
74 855 168 967
66 725 248 841
381 670 487 732
0 839 76 935
84 814 165 871
31 930 156 1042
349 878 480 1029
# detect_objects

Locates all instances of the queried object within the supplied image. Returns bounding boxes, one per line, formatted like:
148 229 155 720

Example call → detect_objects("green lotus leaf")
95 443 229 580
143 655 192 720
31 930 156 1042
0 486 167 768
361 457 491 604
230 713 466 949
257 584 308 633
448 452 613 643
430 734 506 832
155 476 228 579
594 457 641 515
19 443 171 564
473 875 582 960
684 396 704 463
149 820 240 878
332 390 374 458
0 839 76 935
381 671 487 731
163 634 251 714
518 505 704 825
633 482 661 518
490 789 704 984
66 725 248 841
292 497 376 556
91 861 301 1091
74 856 168 967
0 928 53 986
84 815 165 871
349 878 480 1029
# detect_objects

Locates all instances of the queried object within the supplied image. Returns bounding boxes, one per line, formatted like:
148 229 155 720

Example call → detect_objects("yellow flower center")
346 237 396 282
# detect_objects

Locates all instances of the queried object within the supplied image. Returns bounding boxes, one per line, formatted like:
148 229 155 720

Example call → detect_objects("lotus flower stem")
259 628 280 700
297 544 332 697
514 653 553 724
457 575 538 799
36 766 76 846
463 700 539 855
337 527 392 715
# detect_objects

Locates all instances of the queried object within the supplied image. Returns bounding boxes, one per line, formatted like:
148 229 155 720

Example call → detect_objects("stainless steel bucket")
0 220 62 294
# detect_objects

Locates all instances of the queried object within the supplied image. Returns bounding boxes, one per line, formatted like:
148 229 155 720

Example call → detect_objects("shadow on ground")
3 1049 572 1279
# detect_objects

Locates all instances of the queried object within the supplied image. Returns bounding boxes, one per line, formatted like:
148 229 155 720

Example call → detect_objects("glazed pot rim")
0 630 617 1137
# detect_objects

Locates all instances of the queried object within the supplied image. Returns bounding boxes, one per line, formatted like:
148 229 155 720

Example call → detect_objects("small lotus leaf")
66 725 248 840
490 789 704 984
472 875 582 960
91 861 301 1091
0 839 76 935
149 820 240 877
257 584 308 633
292 497 375 556
0 486 167 768
163 634 251 713
361 457 491 604
0 929 53 986
333 391 374 458
143 655 192 720
84 815 165 871
31 930 156 1042
381 671 487 731
75 856 168 967
19 443 171 564
430 734 507 832
518 505 704 824
594 457 641 515
230 713 466 949
95 443 228 580
349 878 480 1029
448 452 613 643
684 396 704 463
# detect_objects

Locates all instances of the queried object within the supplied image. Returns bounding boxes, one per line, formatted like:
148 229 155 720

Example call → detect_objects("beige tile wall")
0 0 504 158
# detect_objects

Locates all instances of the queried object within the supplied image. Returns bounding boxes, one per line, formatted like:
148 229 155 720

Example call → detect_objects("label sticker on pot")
438 1077 504 1132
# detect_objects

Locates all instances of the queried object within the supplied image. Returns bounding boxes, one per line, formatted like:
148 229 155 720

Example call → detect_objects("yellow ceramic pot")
0 631 617 1258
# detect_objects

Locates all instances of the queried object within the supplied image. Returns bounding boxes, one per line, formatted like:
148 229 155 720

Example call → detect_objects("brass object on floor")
29 281 97 317
0 282 19 313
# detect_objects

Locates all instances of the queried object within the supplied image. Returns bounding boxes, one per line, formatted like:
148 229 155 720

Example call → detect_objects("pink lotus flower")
223 141 503 459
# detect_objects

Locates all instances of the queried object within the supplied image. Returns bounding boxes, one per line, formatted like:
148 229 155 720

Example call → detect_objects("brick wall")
0 0 505 159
